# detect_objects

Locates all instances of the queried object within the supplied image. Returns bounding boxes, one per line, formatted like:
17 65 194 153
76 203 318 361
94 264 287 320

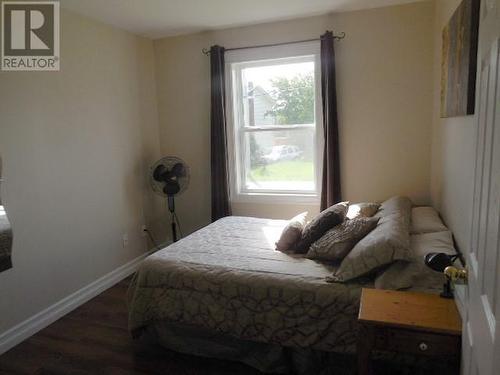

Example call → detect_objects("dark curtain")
210 45 232 221
320 31 341 210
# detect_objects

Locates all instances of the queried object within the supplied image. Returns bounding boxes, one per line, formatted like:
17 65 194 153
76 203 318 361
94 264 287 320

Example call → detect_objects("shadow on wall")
0 156 13 272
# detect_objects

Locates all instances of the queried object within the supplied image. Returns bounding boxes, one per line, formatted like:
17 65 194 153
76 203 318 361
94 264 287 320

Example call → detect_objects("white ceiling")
60 0 427 39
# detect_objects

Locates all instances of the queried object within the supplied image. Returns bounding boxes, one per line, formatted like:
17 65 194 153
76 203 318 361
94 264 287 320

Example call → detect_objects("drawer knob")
419 342 428 351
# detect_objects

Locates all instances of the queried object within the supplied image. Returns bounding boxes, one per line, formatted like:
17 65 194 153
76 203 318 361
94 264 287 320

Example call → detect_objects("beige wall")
430 0 476 253
0 10 165 335
154 1 435 235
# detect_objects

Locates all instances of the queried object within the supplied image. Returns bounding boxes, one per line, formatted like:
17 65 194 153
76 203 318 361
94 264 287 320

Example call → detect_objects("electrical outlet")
141 224 148 237
122 233 129 247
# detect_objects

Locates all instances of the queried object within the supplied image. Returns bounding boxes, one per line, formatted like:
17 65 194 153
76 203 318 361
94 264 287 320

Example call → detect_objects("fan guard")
150 156 190 197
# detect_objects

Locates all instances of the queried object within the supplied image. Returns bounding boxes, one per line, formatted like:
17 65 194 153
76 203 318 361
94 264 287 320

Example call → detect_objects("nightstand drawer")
375 327 461 357
358 289 462 374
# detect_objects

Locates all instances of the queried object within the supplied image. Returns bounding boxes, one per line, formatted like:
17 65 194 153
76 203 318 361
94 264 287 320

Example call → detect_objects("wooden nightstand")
357 288 462 375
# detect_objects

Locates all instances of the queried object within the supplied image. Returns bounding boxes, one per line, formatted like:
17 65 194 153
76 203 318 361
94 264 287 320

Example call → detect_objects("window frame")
225 42 323 204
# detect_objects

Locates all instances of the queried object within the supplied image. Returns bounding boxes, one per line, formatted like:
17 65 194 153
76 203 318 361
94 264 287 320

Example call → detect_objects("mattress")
128 216 369 353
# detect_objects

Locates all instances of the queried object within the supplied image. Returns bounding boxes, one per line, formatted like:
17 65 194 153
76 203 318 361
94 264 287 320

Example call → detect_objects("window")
226 43 322 203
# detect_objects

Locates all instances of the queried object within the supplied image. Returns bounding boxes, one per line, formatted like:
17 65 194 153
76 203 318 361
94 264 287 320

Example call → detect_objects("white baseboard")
0 250 154 355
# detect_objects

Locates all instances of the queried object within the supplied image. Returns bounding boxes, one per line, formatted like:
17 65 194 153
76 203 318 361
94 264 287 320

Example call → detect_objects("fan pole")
171 217 177 242
168 195 178 242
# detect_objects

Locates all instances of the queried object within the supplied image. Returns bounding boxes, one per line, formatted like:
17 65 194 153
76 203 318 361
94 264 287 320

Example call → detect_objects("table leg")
358 324 375 375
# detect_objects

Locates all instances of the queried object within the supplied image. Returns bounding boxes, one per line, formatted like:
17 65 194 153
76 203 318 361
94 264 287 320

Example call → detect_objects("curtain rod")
201 31 345 55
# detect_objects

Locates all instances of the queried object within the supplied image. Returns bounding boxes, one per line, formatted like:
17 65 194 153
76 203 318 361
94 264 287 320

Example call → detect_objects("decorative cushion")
410 206 448 234
374 231 456 290
376 196 412 219
275 212 308 252
346 202 380 219
306 217 379 262
295 202 349 253
328 196 412 282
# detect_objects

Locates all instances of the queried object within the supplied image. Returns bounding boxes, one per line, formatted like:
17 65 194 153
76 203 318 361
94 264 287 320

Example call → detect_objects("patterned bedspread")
127 216 368 353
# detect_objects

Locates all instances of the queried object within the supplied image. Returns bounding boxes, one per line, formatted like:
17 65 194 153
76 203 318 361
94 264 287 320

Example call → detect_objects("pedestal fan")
150 156 190 242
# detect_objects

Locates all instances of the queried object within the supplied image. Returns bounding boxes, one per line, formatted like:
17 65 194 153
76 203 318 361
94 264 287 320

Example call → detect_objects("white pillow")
374 231 456 290
410 230 456 257
275 212 308 252
410 206 448 234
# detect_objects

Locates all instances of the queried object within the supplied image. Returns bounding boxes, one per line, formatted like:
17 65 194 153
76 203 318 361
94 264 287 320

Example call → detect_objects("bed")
128 216 366 353
127 202 456 373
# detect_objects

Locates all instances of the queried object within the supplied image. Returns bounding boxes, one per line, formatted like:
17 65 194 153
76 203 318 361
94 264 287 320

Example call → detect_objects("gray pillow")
328 196 412 282
295 202 348 253
346 202 380 219
375 196 412 222
306 217 379 262
275 212 308 252
374 231 456 290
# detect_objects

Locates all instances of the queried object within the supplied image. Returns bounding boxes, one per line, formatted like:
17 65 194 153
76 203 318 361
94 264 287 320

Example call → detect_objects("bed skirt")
143 321 356 375
137 321 459 375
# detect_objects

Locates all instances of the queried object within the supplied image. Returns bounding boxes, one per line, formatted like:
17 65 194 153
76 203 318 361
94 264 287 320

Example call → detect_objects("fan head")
150 156 190 197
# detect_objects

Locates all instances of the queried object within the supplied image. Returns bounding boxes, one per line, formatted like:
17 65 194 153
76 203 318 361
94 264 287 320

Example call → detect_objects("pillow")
374 231 456 290
411 206 448 234
295 202 348 253
376 196 412 219
328 196 412 282
411 230 456 256
306 217 379 262
275 212 308 252
346 202 380 219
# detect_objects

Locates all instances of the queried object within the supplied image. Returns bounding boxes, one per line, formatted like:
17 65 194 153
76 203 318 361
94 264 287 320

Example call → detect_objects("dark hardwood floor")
0 277 261 375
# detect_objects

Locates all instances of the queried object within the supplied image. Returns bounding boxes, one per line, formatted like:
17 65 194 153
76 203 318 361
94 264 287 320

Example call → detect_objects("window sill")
231 192 320 205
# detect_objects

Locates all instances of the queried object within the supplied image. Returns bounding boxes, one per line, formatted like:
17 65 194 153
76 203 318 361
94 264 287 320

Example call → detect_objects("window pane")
230 54 319 197
242 128 315 192
240 60 315 127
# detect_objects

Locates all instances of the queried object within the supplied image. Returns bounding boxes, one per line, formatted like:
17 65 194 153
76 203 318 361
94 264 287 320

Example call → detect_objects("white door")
463 1 500 374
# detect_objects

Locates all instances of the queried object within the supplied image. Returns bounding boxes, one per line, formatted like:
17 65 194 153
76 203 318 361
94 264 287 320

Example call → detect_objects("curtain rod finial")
202 48 210 55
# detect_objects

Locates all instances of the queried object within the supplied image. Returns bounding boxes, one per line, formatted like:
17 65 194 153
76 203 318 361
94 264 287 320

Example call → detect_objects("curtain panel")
320 31 342 210
210 45 232 221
